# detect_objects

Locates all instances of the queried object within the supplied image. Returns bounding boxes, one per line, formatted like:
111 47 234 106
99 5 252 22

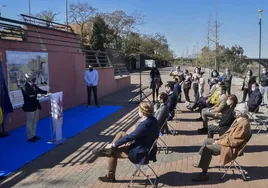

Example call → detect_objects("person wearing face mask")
207 94 238 138
208 70 220 89
154 92 169 135
92 102 159 183
192 103 251 182
165 81 178 120
21 73 48 142
149 67 162 103
197 85 228 134
84 65 99 108
260 67 268 105
182 69 192 103
241 70 256 102
247 83 262 112
222 68 232 95
192 67 201 103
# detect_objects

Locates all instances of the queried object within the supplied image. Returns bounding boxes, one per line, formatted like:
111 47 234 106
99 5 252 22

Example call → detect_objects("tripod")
129 68 151 104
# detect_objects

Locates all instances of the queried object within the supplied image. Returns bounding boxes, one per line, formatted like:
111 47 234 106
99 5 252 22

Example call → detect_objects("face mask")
226 100 232 106
218 90 222 95
252 87 256 91
234 111 241 118
247 73 250 76
89 68 93 72
216 84 219 88
213 73 217 76
165 87 170 94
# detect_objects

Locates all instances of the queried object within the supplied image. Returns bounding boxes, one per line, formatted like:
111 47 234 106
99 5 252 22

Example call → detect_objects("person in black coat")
247 83 262 112
93 102 159 182
207 94 238 138
154 92 169 134
165 81 178 119
20 73 48 142
149 67 162 103
241 70 256 102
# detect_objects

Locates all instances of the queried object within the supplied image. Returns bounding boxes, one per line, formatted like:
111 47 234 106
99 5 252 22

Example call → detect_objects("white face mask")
216 84 219 88
235 111 241 118
263 70 267 74
226 100 232 106
165 87 170 94
252 87 256 91
218 90 222 95
213 73 217 76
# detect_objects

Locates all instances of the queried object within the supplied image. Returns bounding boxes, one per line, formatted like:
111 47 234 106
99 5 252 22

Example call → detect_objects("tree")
69 2 97 43
35 10 60 26
124 32 142 55
90 16 114 51
102 10 144 48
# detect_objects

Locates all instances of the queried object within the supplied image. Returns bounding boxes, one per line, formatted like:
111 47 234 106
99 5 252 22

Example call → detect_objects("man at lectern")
20 73 48 142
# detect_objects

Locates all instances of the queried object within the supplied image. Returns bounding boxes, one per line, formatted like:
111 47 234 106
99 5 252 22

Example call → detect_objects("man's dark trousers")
87 86 98 106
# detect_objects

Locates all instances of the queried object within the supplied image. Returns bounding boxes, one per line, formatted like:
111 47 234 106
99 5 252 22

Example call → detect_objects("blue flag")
0 60 13 130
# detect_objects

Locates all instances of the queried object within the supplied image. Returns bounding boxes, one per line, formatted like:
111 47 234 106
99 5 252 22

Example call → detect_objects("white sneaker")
105 143 113 149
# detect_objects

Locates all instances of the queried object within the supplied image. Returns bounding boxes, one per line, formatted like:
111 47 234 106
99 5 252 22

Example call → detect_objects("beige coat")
211 94 227 113
217 118 251 166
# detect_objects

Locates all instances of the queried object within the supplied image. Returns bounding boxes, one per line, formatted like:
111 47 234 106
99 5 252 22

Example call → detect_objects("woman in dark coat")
241 69 256 102
150 67 162 103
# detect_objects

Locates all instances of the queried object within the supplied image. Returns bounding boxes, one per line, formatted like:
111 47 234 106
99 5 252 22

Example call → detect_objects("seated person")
195 84 222 121
207 94 238 138
174 78 182 102
93 102 159 182
154 92 169 135
247 83 262 112
198 85 228 134
165 81 178 119
189 79 219 111
192 103 251 182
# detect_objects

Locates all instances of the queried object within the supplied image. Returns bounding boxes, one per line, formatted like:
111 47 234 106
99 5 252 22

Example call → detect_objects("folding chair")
247 105 262 125
157 118 169 154
128 139 158 188
255 117 268 134
220 133 252 181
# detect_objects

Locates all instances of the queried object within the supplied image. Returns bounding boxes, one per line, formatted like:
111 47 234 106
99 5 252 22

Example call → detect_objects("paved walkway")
1 66 268 188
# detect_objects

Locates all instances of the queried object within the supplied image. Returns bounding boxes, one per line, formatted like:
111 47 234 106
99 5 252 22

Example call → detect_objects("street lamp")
0 5 6 17
258 9 263 82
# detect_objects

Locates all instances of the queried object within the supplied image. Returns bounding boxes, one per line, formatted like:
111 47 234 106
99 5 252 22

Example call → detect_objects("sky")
0 0 267 58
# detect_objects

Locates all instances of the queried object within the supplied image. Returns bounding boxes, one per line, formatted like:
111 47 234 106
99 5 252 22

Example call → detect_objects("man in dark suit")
165 81 178 119
247 83 262 112
93 102 159 182
21 73 48 142
154 92 169 134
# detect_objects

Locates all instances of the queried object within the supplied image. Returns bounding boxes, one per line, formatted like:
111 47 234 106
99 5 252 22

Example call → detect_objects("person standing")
192 67 201 102
84 65 99 108
241 70 256 102
149 67 162 103
222 68 232 95
21 73 48 142
260 67 268 105
183 69 191 103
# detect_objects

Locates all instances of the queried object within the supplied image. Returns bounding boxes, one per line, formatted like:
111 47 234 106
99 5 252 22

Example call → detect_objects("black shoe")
28 138 36 142
98 175 116 183
92 148 113 157
195 117 203 121
33 136 41 140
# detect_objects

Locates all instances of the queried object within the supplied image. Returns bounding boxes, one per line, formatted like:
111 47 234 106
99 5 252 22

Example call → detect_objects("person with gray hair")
192 103 251 182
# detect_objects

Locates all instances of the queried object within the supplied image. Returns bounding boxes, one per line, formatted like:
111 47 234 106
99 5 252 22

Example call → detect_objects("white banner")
50 92 63 141
6 51 49 108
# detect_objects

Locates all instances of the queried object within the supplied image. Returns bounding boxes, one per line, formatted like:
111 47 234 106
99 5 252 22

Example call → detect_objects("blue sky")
1 0 267 58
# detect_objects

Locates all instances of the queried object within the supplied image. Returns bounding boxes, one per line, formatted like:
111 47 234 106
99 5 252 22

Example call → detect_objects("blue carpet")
0 105 122 177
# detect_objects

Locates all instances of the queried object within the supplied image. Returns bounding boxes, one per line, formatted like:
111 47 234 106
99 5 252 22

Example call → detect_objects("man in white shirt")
84 65 99 108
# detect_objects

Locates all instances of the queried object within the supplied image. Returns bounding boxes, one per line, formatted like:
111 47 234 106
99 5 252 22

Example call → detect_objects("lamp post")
258 9 263 82
28 0 31 16
0 5 6 17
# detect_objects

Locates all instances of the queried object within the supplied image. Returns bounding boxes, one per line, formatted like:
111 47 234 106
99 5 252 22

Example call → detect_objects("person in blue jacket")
93 102 159 182
208 70 221 88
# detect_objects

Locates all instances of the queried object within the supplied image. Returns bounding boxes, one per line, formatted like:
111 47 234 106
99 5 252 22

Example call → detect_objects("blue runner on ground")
0 105 122 177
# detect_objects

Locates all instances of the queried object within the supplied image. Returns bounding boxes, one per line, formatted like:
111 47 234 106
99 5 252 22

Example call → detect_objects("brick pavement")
1 67 268 188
